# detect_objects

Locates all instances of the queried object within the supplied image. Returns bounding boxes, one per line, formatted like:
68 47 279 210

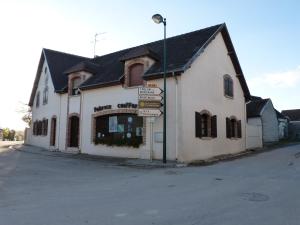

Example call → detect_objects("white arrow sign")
138 109 162 117
138 95 163 101
138 87 162 95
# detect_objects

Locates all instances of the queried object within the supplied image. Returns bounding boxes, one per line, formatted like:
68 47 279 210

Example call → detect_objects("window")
36 91 40 108
128 63 144 87
71 77 81 95
224 75 233 97
44 67 47 74
43 86 48 105
32 119 48 136
195 111 217 138
50 117 57 146
226 117 241 138
94 113 143 147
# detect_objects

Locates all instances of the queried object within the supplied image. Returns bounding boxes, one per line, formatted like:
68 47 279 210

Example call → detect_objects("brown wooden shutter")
211 115 217 138
129 64 144 86
226 117 231 138
45 119 48 136
237 120 242 138
195 112 202 138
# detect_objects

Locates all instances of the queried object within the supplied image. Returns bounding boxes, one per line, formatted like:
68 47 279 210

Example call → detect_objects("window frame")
71 77 81 96
93 113 144 148
128 63 144 87
223 75 234 98
195 110 217 139
226 116 242 139
36 91 40 108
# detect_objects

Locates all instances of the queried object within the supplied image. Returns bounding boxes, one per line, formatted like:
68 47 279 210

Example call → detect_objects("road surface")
0 143 300 225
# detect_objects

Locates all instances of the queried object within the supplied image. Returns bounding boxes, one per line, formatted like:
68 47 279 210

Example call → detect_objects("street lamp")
152 14 167 163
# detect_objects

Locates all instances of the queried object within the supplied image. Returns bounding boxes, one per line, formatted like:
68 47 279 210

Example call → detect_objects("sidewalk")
12 144 183 169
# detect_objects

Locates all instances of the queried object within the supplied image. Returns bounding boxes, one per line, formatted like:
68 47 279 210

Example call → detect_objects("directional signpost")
138 86 163 117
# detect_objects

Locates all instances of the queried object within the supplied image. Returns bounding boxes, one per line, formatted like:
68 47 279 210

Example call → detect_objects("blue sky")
0 0 299 129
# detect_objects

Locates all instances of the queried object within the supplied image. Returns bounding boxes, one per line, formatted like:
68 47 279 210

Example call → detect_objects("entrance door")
50 117 56 146
69 116 79 147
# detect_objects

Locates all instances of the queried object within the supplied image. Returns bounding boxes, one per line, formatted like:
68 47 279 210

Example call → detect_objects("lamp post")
152 14 167 163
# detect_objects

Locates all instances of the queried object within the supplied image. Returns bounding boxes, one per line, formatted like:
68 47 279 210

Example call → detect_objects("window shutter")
237 120 242 138
229 79 233 97
211 115 217 138
195 112 202 138
45 119 48 136
226 117 231 138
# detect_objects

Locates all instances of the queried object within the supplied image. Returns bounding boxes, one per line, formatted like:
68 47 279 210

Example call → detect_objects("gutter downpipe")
79 88 83 153
57 94 62 150
172 72 178 161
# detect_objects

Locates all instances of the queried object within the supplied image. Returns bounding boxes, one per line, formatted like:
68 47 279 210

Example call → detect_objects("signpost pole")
162 18 167 164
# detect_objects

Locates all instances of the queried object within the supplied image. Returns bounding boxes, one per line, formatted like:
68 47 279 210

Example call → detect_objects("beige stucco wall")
179 32 246 162
79 77 178 160
246 117 263 149
28 60 67 151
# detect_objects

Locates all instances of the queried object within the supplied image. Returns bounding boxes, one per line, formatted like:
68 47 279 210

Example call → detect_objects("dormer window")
71 77 81 95
128 63 144 87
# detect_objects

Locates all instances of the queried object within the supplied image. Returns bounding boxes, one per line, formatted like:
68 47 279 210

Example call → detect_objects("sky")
0 0 299 130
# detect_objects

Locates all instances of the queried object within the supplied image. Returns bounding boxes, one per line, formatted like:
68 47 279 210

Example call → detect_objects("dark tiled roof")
80 24 224 89
281 109 300 121
28 49 89 106
119 46 159 62
29 23 251 105
250 95 263 101
44 49 90 91
64 60 99 75
247 99 269 118
275 110 287 119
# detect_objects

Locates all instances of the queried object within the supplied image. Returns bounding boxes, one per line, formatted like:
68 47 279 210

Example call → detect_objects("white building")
246 98 279 149
26 23 251 163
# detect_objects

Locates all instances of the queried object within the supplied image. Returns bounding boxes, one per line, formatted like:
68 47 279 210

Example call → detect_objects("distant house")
281 109 300 139
275 110 289 139
0 128 3 141
246 98 279 149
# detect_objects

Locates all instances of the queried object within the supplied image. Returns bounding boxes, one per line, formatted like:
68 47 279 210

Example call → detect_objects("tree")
16 102 32 127
8 130 15 141
2 128 10 140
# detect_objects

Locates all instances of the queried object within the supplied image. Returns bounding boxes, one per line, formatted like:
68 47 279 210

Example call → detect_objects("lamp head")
152 14 164 24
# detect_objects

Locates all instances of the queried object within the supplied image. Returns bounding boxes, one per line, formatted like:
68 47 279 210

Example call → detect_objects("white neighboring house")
276 110 289 140
246 98 279 149
26 23 251 163
281 109 300 139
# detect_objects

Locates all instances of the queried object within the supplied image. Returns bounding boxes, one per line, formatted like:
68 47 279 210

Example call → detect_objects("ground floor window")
32 119 48 136
226 117 241 138
94 113 143 148
195 111 217 138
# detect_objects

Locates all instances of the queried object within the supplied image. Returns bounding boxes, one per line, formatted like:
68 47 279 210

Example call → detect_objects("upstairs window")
195 111 217 138
128 63 144 87
43 86 48 105
36 91 40 108
71 77 81 95
224 75 233 98
226 117 241 138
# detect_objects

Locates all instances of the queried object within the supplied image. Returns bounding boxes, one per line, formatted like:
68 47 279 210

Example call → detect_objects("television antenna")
93 32 106 58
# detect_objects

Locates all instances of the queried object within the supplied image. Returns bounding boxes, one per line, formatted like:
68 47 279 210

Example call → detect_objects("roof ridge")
92 23 224 61
43 48 90 60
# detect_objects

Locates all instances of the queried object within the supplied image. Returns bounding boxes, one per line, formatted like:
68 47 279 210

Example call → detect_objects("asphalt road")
0 143 300 225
